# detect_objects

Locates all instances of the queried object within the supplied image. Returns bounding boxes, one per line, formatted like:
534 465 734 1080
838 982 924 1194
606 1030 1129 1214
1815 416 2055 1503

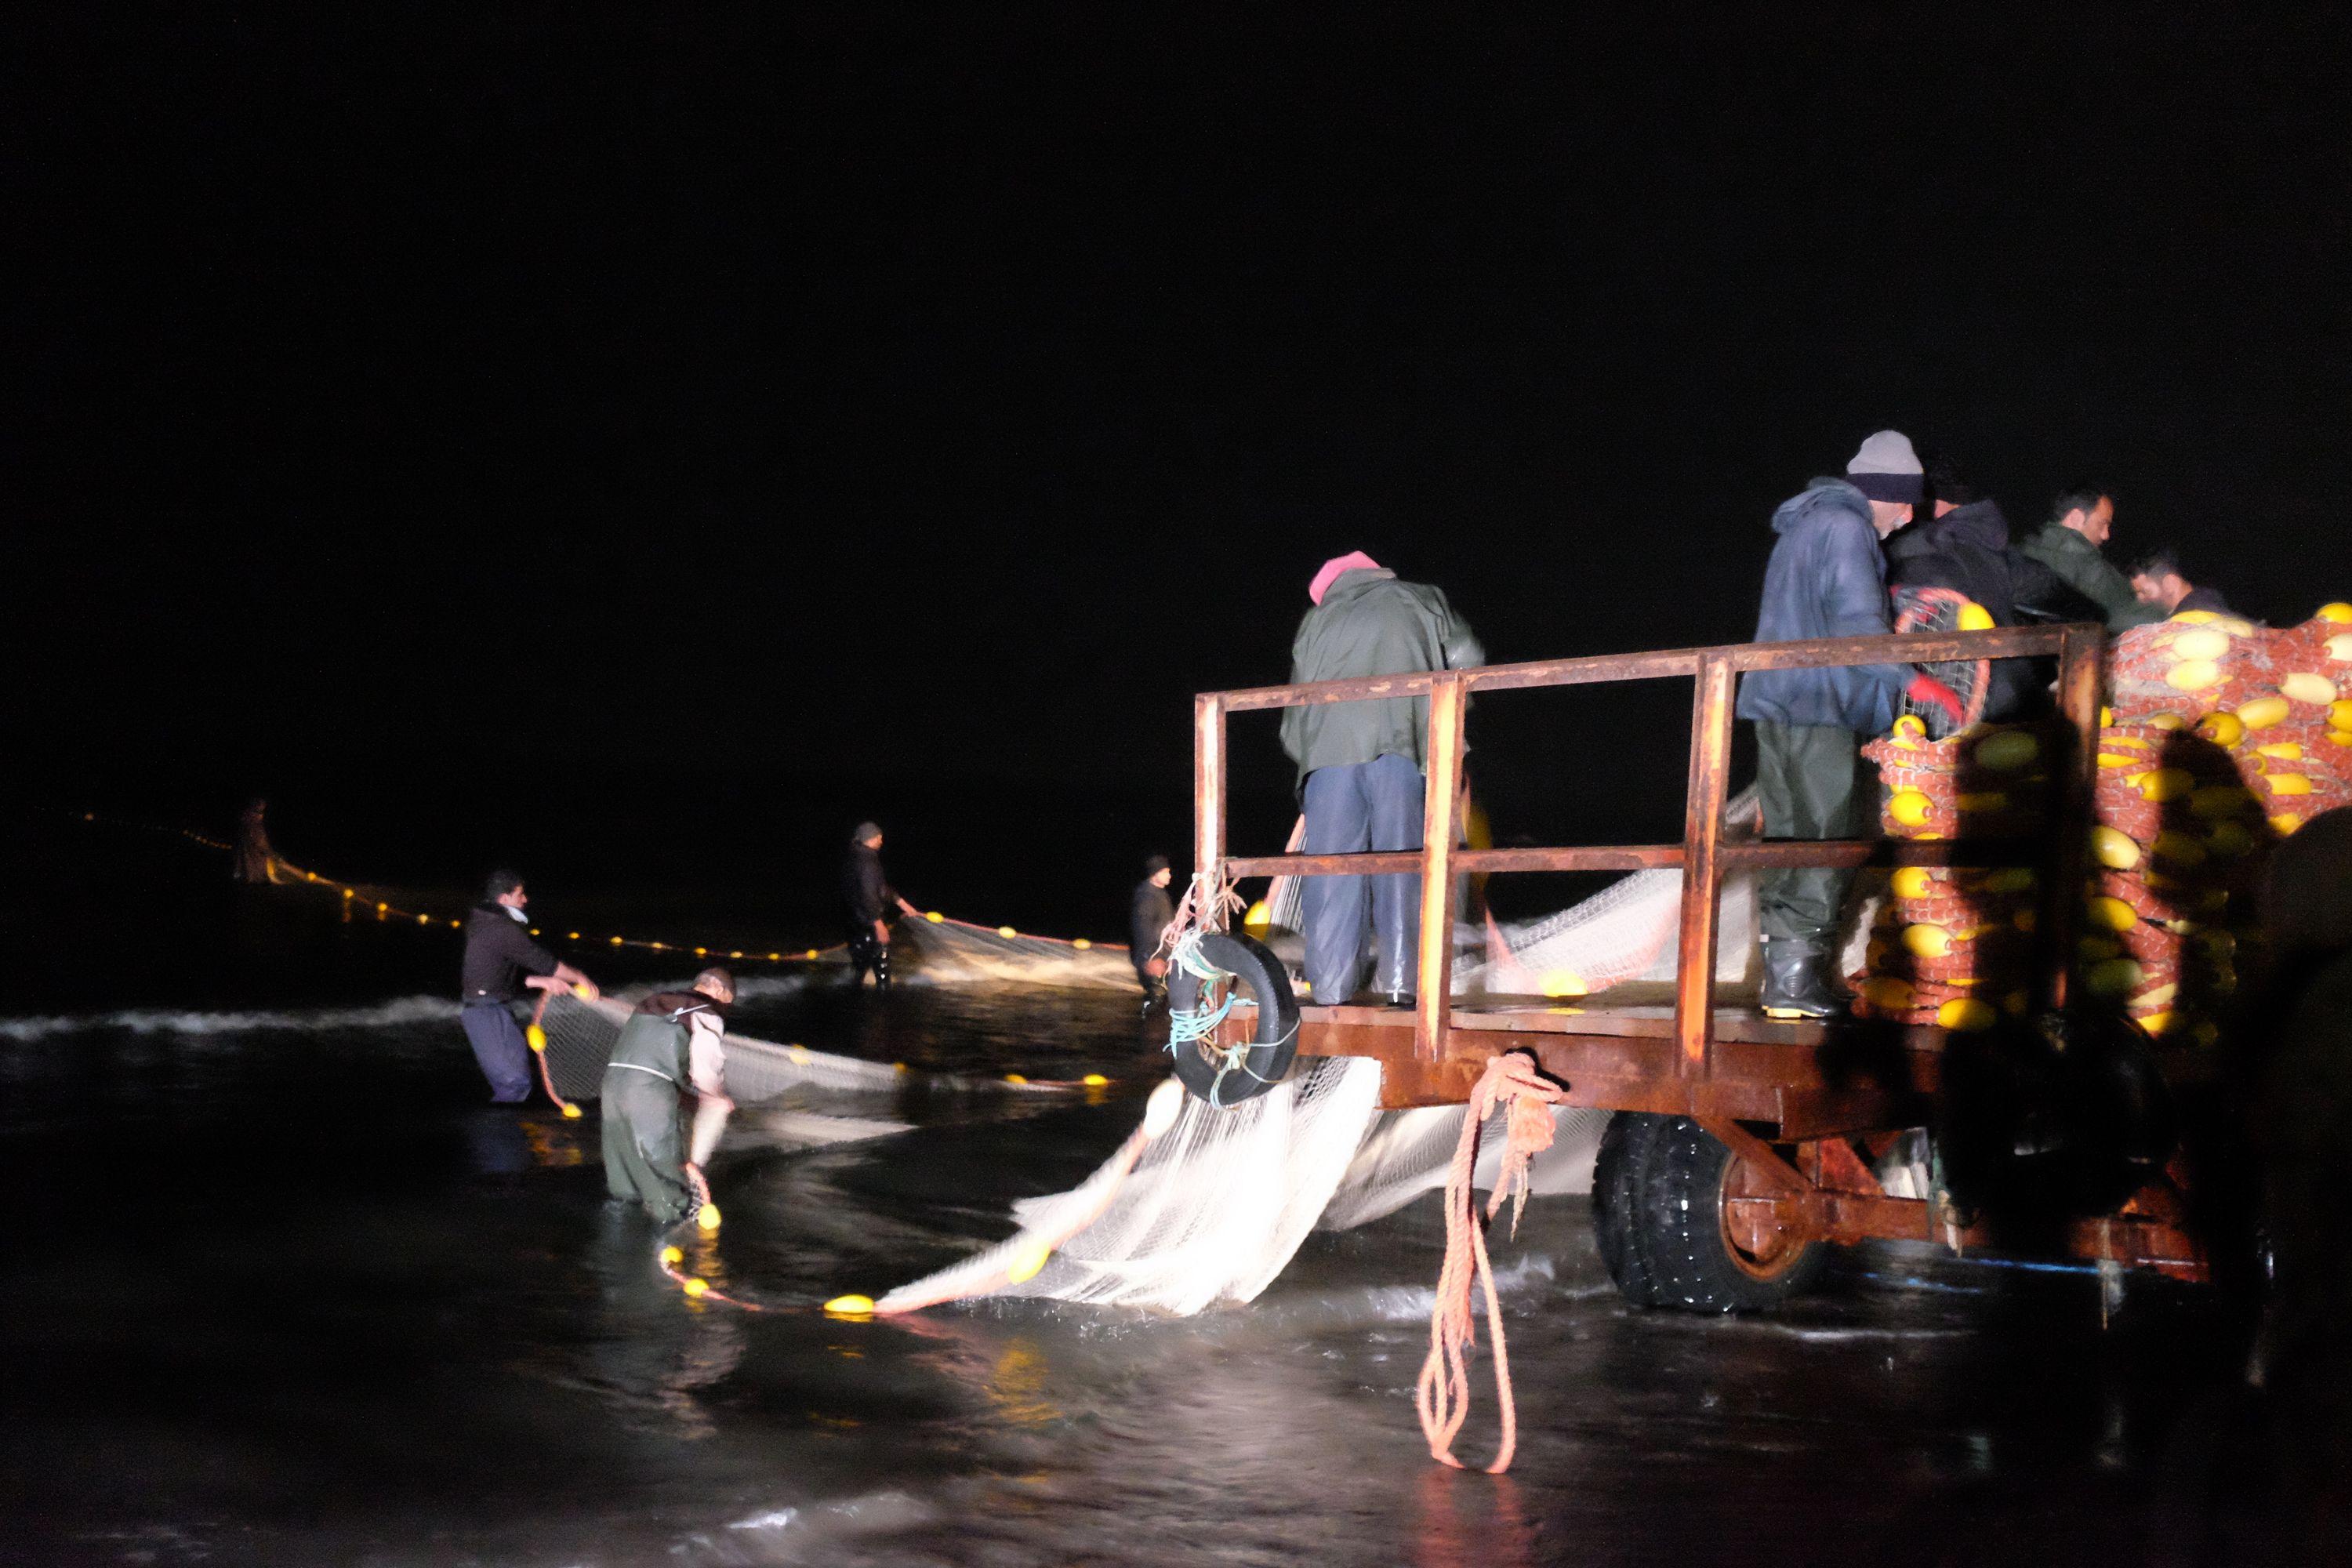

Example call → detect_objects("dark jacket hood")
1770 477 1874 536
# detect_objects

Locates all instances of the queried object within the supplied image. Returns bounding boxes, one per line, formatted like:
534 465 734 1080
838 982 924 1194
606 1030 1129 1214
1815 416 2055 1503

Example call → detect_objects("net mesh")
896 916 1137 990
537 991 910 1103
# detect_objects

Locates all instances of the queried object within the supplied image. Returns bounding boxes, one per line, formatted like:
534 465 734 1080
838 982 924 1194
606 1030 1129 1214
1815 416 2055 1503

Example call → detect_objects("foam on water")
0 993 458 1041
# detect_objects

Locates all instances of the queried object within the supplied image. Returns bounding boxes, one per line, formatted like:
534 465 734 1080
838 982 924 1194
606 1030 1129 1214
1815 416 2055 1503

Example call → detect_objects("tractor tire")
1166 931 1300 1108
1592 1111 1668 1307
1635 1116 1827 1313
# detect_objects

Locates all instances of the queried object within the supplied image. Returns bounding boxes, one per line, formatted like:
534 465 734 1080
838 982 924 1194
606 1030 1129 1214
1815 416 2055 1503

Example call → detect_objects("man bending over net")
601 967 735 1223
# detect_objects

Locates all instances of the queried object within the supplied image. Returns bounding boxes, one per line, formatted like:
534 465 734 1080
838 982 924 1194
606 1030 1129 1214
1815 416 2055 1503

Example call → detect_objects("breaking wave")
0 995 457 1042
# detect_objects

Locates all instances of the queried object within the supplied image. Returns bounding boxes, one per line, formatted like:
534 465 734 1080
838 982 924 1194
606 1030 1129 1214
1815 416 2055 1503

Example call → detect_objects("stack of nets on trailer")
895 913 1136 990
2078 605 2352 1044
1847 717 2056 1029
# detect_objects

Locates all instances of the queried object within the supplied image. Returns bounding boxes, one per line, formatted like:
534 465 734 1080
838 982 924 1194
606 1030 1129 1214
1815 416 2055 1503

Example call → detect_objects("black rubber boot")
1759 936 1840 1020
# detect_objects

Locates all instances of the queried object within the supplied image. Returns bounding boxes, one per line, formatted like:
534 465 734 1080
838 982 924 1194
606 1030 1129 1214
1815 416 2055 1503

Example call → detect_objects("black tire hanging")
1591 1113 1827 1313
1165 931 1300 1107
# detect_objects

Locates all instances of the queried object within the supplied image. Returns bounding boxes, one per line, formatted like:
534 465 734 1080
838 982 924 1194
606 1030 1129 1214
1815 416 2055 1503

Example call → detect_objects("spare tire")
1166 931 1300 1107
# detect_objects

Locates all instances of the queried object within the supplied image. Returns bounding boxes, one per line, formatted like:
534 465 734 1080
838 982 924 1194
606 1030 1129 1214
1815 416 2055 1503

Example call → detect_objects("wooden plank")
1194 693 1225 906
1222 836 2045 880
2044 624 2106 1011
1414 673 1468 1062
1675 653 1736 1079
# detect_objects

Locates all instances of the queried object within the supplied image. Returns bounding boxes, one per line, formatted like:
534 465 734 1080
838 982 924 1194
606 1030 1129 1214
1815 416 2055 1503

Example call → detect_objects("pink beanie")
1308 550 1382 605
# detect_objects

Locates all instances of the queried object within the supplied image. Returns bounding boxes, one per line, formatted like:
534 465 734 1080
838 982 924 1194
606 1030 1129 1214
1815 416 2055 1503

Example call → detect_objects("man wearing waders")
459 869 598 1103
843 822 922 988
1279 551 1483 1006
601 967 735 1223
1130 854 1175 1013
1736 434 1962 1018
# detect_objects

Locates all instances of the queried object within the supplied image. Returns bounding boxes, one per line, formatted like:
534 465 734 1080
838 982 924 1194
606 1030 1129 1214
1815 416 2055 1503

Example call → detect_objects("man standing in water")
1130 854 1175 1012
843 822 922 988
601 967 735 1224
1737 434 1960 1019
1279 551 1483 1007
459 869 598 1103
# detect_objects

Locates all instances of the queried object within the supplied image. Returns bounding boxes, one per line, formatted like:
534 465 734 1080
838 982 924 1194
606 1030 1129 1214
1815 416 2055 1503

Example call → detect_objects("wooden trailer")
1188 623 2208 1310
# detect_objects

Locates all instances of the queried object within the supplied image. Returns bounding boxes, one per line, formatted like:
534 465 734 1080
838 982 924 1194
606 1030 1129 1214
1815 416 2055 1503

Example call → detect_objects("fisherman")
2129 546 2237 619
2014 483 2165 631
232 797 280 884
843 822 922 989
1886 454 2103 720
1279 551 1483 1007
1130 854 1175 1012
1737 432 1964 1019
601 967 736 1223
459 869 598 1104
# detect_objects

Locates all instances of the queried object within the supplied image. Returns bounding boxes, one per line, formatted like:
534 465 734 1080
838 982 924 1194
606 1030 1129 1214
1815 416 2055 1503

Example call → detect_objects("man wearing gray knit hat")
1735 430 1964 1018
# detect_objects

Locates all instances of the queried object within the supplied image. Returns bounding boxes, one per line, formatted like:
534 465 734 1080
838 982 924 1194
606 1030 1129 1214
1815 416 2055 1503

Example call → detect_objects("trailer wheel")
1618 1116 1826 1313
1592 1112 1668 1306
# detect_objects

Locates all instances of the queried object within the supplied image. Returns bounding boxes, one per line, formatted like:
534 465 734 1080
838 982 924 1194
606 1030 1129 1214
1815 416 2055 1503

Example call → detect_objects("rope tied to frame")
1416 1049 1566 1474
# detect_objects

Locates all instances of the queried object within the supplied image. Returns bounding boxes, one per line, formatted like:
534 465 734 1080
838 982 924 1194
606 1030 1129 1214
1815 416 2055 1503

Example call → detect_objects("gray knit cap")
1846 430 1924 505
851 821 882 843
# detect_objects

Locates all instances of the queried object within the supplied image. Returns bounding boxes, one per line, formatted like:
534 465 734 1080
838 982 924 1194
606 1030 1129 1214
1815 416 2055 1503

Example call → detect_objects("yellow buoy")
1955 791 2007 813
2327 634 2352 662
926 910 944 923
2279 672 2339 706
825 1294 877 1316
2150 829 2206 866
2264 772 2314 796
2148 712 2187 730
2085 957 2145 997
1982 866 2038 894
2195 711 2245 746
561 1103 582 1120
2086 895 2139 932
1891 866 1940 899
697 1203 721 1231
2129 982 2180 1012
1539 970 1588 998
1242 900 1272 936
2206 820 2256 857
2170 610 2219 624
2089 826 2141 869
1004 1240 1053 1284
2270 813 2305 835
2254 741 2303 760
787 1045 811 1064
1974 731 2039 769
1936 998 1997 1032
1887 789 1934 826
2165 659 2222 691
661 1245 684 1265
2136 1011 2175 1037
1956 601 1995 631
2168 627 2232 662
526 1025 548 1053
682 1277 709 1298
1081 1073 1109 1087
2315 601 2352 624
805 949 819 959
1902 924 1953 959
1072 938 1091 950
2136 768 2194 802
2237 695 2291 730
2190 783 2256 818
1142 1078 1185 1138
1005 1073 1028 1085
2096 753 2140 769
1892 714 1928 740
998 925 1018 938
1861 976 1915 1011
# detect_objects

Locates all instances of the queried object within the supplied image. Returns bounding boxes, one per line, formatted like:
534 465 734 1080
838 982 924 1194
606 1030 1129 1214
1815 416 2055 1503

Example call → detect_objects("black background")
9 9 2348 938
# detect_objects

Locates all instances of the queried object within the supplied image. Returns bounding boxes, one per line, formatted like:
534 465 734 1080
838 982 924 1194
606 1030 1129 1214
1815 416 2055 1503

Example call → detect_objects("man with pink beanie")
1279 552 1483 1006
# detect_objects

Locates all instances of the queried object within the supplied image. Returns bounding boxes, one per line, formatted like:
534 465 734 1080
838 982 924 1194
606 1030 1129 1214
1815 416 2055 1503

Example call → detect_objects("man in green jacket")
1279 552 1483 1006
2013 484 2165 631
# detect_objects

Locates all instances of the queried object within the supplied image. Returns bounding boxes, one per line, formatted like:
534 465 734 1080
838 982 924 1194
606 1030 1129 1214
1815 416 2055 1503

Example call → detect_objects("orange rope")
1415 1050 1565 1474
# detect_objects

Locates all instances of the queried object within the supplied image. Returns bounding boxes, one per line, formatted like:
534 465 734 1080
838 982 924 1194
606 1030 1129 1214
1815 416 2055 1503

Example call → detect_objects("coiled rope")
1416 1049 1566 1474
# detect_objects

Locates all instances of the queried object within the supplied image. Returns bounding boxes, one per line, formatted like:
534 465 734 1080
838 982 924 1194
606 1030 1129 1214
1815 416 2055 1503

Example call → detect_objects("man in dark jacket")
2015 485 2165 631
1279 551 1483 1006
1886 459 2104 721
843 822 921 988
601 967 734 1223
1737 433 1962 1018
459 869 598 1103
2129 547 2238 619
1130 854 1175 1011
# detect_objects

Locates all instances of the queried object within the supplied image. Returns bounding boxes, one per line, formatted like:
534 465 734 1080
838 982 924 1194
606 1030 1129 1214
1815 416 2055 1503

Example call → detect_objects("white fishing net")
894 914 1138 990
536 991 911 1104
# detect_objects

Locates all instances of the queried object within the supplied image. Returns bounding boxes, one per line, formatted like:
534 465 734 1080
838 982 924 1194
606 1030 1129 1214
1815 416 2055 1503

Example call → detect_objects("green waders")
1755 720 1879 943
601 1067 692 1223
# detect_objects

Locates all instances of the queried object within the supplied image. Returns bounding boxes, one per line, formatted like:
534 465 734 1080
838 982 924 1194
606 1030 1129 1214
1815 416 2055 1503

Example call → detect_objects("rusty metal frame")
1196 624 2103 1072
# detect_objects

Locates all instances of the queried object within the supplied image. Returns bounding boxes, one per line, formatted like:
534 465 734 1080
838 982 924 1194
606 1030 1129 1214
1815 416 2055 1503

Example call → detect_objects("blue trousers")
1301 753 1425 1002
461 1002 534 1104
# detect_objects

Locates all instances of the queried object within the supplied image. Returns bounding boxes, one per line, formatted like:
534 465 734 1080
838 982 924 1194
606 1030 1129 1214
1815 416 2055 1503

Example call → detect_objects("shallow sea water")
0 972 2280 1566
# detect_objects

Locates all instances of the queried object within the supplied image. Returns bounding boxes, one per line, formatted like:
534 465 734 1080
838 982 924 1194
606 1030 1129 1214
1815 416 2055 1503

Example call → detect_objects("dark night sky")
7 10 2349 913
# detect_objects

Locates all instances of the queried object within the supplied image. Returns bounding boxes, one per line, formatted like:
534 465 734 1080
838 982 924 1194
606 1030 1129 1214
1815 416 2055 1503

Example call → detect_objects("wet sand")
0 979 2288 1566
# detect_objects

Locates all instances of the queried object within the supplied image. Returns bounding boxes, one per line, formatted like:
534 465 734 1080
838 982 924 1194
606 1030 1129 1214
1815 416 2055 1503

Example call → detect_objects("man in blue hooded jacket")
1737 432 1962 1018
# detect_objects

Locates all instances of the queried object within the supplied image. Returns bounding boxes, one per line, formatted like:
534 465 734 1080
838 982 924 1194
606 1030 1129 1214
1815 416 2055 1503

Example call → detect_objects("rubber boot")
1759 935 1840 1019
